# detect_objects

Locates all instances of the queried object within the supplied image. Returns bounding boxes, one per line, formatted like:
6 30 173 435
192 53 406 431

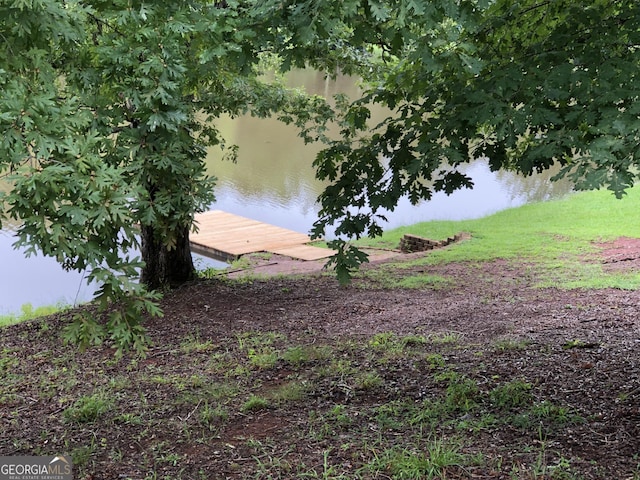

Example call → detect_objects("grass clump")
364 438 467 479
268 381 308 404
63 393 114 424
489 379 533 410
281 345 331 365
200 403 229 428
493 338 531 352
241 395 270 412
247 347 279 369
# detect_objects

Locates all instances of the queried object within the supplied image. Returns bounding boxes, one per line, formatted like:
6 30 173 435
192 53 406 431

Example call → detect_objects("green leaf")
368 0 389 21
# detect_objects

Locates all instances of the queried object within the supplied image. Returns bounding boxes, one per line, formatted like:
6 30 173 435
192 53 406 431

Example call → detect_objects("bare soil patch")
1 239 639 479
598 236 640 273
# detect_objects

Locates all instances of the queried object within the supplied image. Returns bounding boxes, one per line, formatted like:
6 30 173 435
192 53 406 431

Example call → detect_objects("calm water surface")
0 71 572 314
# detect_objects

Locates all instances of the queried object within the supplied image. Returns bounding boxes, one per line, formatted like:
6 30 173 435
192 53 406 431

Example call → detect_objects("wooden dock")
190 210 335 263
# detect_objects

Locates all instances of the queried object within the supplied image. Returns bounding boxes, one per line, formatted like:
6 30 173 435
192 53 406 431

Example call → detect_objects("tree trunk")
140 223 195 290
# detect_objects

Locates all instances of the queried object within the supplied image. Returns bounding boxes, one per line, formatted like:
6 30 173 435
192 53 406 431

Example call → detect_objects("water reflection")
206 69 573 233
0 232 95 314
209 153 571 236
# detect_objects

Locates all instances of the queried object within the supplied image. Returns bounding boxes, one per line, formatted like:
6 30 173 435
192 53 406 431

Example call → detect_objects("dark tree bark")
140 224 195 290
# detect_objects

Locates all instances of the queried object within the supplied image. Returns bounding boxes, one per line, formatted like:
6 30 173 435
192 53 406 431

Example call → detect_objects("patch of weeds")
186 374 206 388
530 401 582 424
430 331 462 345
200 402 228 428
241 394 270 412
281 345 331 366
114 413 143 425
0 350 19 376
70 442 96 469
410 399 447 428
401 334 428 347
158 452 183 467
207 351 237 374
197 265 225 279
424 353 446 369
327 404 353 428
253 252 274 261
268 381 308 404
36 319 53 337
148 374 174 386
363 437 467 479
444 375 479 412
107 375 130 391
297 448 351 479
228 256 254 271
109 447 124 463
227 364 251 378
543 456 578 480
412 371 479 422
489 379 533 410
150 373 205 391
355 371 383 390
514 401 584 431
433 369 458 383
375 400 414 431
368 332 398 349
203 381 240 400
63 393 114 424
358 264 451 290
180 333 216 353
248 439 295 477
493 338 531 352
46 365 80 393
307 410 332 440
631 460 640 480
562 339 599 349
281 345 310 365
248 347 279 369
455 413 499 433
177 381 240 407
321 358 356 378
367 332 411 361
394 273 452 289
522 434 580 480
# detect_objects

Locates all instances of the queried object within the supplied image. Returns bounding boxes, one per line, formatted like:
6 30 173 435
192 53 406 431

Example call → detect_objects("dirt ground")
1 238 639 479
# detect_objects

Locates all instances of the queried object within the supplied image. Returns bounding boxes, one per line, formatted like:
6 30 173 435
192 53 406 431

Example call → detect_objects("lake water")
0 71 572 315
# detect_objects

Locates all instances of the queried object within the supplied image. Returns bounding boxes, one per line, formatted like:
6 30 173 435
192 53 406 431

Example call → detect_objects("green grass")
63 392 114 424
489 380 533 410
0 303 66 327
355 264 452 289
356 187 640 289
363 438 467 480
241 394 270 412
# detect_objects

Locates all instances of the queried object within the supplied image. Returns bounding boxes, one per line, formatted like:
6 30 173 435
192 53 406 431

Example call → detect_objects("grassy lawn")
0 303 65 328
356 187 640 289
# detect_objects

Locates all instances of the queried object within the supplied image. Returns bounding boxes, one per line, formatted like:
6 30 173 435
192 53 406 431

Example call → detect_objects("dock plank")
191 210 335 262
